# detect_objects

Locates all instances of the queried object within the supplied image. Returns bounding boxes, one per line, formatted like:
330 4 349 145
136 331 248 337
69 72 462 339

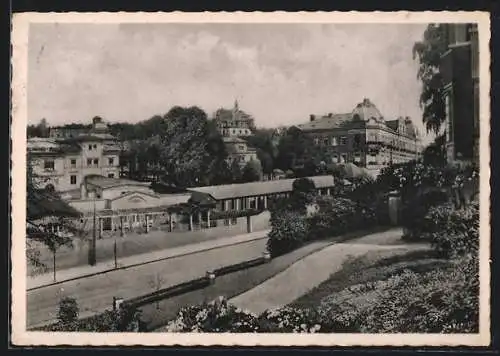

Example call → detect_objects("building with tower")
296 98 423 174
213 100 256 137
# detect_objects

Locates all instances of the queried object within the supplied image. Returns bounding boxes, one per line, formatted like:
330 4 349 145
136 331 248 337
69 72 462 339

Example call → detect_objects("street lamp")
88 190 97 266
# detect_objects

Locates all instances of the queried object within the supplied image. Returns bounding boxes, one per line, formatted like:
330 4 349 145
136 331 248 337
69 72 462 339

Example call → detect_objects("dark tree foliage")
412 24 449 134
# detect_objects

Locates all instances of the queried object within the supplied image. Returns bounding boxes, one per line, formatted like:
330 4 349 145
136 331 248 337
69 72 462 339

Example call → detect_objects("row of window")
313 136 348 146
68 172 115 185
43 157 115 170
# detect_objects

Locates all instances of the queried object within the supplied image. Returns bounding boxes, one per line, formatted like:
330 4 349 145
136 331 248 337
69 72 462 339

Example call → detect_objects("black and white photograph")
11 11 490 347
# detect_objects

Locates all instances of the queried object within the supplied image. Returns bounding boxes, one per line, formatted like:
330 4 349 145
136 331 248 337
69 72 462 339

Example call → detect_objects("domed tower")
351 98 384 123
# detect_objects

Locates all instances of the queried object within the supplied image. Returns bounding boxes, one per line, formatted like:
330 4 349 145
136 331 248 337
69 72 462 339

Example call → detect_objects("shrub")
77 306 142 332
165 296 260 332
165 297 324 333
318 255 479 333
401 189 450 241
51 302 142 332
267 210 309 257
56 297 79 330
307 197 359 239
423 202 479 258
258 307 323 333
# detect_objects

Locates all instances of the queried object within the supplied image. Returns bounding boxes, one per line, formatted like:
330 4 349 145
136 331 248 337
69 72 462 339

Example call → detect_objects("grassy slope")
147 227 389 331
290 249 450 309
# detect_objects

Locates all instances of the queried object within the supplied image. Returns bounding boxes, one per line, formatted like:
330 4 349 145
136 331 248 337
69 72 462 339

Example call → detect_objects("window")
108 157 114 166
108 173 115 178
43 160 55 170
323 138 329 146
331 137 338 146
353 134 362 148
341 154 347 163
231 217 238 225
340 136 348 145
87 158 92 167
93 159 99 166
70 175 77 185
88 144 92 150
93 144 97 149
70 159 76 168
313 138 320 146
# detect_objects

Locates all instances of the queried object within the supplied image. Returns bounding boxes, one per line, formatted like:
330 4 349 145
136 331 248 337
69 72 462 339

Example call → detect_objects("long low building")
62 175 335 238
187 175 335 212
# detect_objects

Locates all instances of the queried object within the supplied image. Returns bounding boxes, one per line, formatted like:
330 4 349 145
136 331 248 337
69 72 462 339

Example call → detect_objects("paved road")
27 235 268 328
229 229 429 314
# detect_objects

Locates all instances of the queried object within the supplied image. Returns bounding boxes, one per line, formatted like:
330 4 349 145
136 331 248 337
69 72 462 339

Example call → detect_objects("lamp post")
88 191 97 266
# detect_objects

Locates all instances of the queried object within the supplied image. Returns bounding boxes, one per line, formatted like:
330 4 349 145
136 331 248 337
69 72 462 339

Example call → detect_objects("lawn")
145 226 391 331
291 248 447 309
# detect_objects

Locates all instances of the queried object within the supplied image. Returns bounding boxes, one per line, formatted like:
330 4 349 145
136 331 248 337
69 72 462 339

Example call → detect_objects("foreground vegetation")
163 162 480 333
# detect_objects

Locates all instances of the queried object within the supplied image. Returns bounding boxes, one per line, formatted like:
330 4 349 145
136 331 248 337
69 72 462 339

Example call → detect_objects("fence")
28 211 271 276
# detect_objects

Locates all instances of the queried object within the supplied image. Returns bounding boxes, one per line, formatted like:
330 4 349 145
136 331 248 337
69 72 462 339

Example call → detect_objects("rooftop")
187 175 335 200
85 176 151 189
222 136 249 144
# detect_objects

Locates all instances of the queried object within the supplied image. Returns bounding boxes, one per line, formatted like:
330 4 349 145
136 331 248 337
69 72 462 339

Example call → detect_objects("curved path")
229 229 429 315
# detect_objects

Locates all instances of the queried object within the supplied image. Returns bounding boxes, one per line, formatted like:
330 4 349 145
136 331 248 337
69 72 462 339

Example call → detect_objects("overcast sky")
28 22 432 143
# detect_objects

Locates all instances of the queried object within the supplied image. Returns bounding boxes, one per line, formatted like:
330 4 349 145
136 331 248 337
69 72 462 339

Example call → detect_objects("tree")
290 177 316 213
27 118 50 138
246 129 278 177
229 160 243 183
241 160 263 183
275 126 312 171
412 24 449 134
26 153 82 278
423 133 447 166
159 106 227 187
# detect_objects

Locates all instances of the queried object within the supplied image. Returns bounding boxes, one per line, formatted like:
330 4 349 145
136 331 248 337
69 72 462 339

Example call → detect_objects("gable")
110 191 161 210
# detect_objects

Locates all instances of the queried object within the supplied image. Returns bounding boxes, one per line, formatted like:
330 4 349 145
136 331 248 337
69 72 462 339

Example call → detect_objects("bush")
401 189 450 241
267 210 309 257
56 297 79 330
165 296 260 332
51 302 142 332
165 297 324 333
318 255 479 333
423 202 479 258
307 197 360 239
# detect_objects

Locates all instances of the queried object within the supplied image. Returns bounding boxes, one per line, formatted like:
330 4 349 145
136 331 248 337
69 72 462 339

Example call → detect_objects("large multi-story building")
296 99 423 173
28 118 121 193
439 23 479 165
213 100 256 137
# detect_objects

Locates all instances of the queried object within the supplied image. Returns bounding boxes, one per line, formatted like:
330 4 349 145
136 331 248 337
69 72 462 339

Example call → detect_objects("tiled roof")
222 137 248 144
86 176 151 189
187 175 335 200
297 113 353 131
59 133 116 142
352 98 384 122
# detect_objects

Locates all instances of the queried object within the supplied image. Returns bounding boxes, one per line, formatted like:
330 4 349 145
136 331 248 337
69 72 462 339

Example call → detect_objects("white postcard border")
11 11 491 347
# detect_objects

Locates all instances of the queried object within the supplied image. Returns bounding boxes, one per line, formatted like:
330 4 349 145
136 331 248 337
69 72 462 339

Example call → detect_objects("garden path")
229 228 429 315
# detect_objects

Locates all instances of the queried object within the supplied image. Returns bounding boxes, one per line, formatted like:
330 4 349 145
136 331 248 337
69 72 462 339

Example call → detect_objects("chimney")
328 113 333 118
310 114 315 122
